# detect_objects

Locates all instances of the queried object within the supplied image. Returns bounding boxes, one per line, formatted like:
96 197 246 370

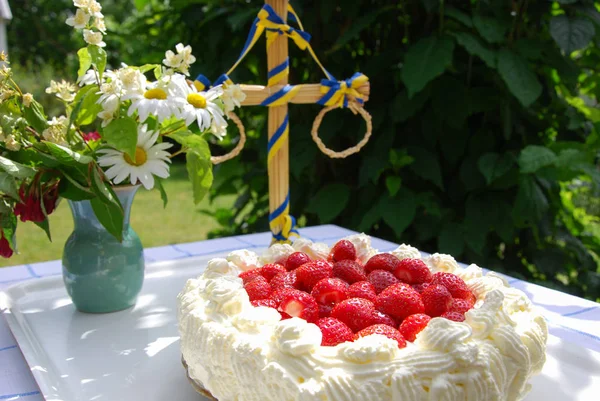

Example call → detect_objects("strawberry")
275 256 289 266
244 276 272 301
259 263 287 281
277 289 319 323
441 311 466 322
270 287 296 305
375 283 424 321
311 278 349 305
296 260 334 290
431 272 473 300
333 260 367 284
285 252 311 271
368 270 400 294
355 324 407 348
364 253 400 274
316 317 355 346
270 271 298 290
369 310 397 327
412 282 431 294
331 298 376 332
347 281 377 302
251 299 278 309
319 303 334 318
464 292 477 307
421 284 452 317
239 269 262 284
393 258 432 284
330 240 357 262
399 313 431 342
450 298 473 314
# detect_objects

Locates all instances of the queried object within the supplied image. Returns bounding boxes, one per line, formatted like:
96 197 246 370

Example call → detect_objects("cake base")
182 356 218 400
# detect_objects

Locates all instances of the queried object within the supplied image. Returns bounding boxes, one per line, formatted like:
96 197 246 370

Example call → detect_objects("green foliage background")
7 0 600 301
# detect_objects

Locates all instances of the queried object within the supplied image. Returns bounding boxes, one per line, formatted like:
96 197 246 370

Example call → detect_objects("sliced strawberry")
319 303 334 318
393 258 432 284
355 324 407 348
441 311 466 322
333 260 367 284
330 240 357 262
239 269 262 284
450 298 473 314
364 253 400 274
421 284 452 317
311 278 349 305
316 317 355 346
347 281 377 302
296 260 334 290
277 289 319 323
331 298 376 332
259 263 287 281
285 252 311 271
244 276 272 301
399 313 431 342
251 299 278 309
431 272 473 300
369 310 397 327
270 271 298 290
368 270 400 294
412 282 431 294
270 287 296 305
375 283 424 321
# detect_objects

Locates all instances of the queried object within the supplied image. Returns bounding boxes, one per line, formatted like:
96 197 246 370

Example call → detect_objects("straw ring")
210 111 247 165
311 103 372 159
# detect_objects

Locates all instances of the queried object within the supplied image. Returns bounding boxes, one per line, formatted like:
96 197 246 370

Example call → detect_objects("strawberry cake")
178 234 548 401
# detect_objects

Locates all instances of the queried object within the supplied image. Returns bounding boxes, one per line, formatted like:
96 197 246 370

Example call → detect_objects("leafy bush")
9 0 600 301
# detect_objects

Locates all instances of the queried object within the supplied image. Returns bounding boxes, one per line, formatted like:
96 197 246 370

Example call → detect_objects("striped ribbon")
193 73 233 92
317 72 369 108
269 192 299 242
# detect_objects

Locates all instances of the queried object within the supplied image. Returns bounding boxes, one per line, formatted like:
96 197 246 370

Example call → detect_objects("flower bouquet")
0 0 246 258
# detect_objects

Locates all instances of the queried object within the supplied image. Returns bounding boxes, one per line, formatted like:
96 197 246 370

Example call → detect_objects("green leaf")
385 176 402 197
0 172 18 200
306 183 350 223
438 223 464 256
451 32 496 68
473 14 508 44
550 15 595 54
90 167 124 241
77 47 92 79
518 146 557 174
512 176 549 225
576 4 600 27
389 88 430 123
155 178 168 208
34 219 52 242
478 152 514 184
22 100 48 134
103 117 138 159
187 150 213 205
35 142 93 165
431 76 469 128
358 203 381 232
134 0 150 10
58 171 95 201
0 156 36 178
408 147 444 189
75 85 102 126
380 190 417 238
88 45 107 80
389 149 415 169
445 6 472 27
401 35 455 98
497 49 542 107
421 0 439 13
330 6 392 52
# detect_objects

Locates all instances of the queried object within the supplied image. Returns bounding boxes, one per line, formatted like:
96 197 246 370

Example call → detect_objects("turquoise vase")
62 185 144 313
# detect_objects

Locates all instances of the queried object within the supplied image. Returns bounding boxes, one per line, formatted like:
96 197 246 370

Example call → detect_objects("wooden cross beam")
231 0 370 242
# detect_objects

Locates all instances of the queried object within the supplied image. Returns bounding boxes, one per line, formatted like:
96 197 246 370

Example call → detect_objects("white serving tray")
2 254 600 401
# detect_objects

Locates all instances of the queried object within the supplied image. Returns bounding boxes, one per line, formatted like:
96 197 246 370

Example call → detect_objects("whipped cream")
178 238 547 401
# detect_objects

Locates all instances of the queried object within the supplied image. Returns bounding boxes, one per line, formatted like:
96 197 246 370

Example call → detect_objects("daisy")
123 78 178 123
170 74 227 133
97 125 172 190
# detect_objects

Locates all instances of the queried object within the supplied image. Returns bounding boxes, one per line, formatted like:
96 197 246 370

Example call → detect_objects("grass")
0 164 234 267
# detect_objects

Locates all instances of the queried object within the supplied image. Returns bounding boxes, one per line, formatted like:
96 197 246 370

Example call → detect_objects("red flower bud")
0 231 13 259
83 131 101 142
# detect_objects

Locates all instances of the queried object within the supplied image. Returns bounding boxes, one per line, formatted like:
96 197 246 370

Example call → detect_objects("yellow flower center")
187 93 207 109
124 147 147 166
143 88 168 100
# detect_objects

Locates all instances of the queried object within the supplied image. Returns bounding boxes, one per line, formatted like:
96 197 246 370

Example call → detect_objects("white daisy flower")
221 84 246 113
83 29 106 47
97 125 172 190
123 78 178 123
66 9 90 29
170 74 226 133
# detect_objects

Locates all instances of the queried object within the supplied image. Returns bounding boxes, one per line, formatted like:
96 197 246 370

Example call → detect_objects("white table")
0 224 599 400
